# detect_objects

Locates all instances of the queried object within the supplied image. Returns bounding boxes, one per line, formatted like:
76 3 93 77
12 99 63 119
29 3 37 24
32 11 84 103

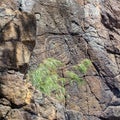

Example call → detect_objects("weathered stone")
0 105 11 119
0 0 120 120
6 109 24 120
101 106 120 120
0 70 71 120
65 110 85 120
0 7 36 72
27 0 120 119
0 72 32 106
0 2 70 120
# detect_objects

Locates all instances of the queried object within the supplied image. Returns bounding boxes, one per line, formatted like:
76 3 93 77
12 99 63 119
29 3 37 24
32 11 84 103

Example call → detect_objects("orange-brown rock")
0 71 80 120
0 7 36 72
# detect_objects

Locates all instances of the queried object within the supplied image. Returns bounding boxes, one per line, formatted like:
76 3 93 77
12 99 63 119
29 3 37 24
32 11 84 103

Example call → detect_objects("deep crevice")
100 116 120 120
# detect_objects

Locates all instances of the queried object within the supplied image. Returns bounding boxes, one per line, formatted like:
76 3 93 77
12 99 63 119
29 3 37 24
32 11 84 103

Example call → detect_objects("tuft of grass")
74 59 92 74
28 58 92 101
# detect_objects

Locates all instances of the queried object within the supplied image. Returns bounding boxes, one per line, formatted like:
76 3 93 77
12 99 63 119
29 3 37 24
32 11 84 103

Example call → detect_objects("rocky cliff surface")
0 0 120 120
0 1 70 120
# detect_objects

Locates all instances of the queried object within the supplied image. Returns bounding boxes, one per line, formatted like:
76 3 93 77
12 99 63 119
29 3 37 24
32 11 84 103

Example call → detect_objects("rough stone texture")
0 2 36 73
0 71 84 120
0 0 120 120
22 0 120 119
0 72 64 120
0 0 84 120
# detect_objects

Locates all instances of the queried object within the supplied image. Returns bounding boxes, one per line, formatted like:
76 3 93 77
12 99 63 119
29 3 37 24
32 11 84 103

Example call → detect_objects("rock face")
25 0 120 119
0 0 120 120
0 2 36 73
0 72 69 120
0 1 78 120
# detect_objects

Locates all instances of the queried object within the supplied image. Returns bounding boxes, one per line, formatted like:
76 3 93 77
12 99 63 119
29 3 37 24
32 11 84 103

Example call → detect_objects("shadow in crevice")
100 117 120 120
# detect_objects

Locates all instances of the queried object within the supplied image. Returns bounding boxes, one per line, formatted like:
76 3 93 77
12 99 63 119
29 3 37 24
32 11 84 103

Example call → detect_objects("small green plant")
28 58 91 100
74 59 92 74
